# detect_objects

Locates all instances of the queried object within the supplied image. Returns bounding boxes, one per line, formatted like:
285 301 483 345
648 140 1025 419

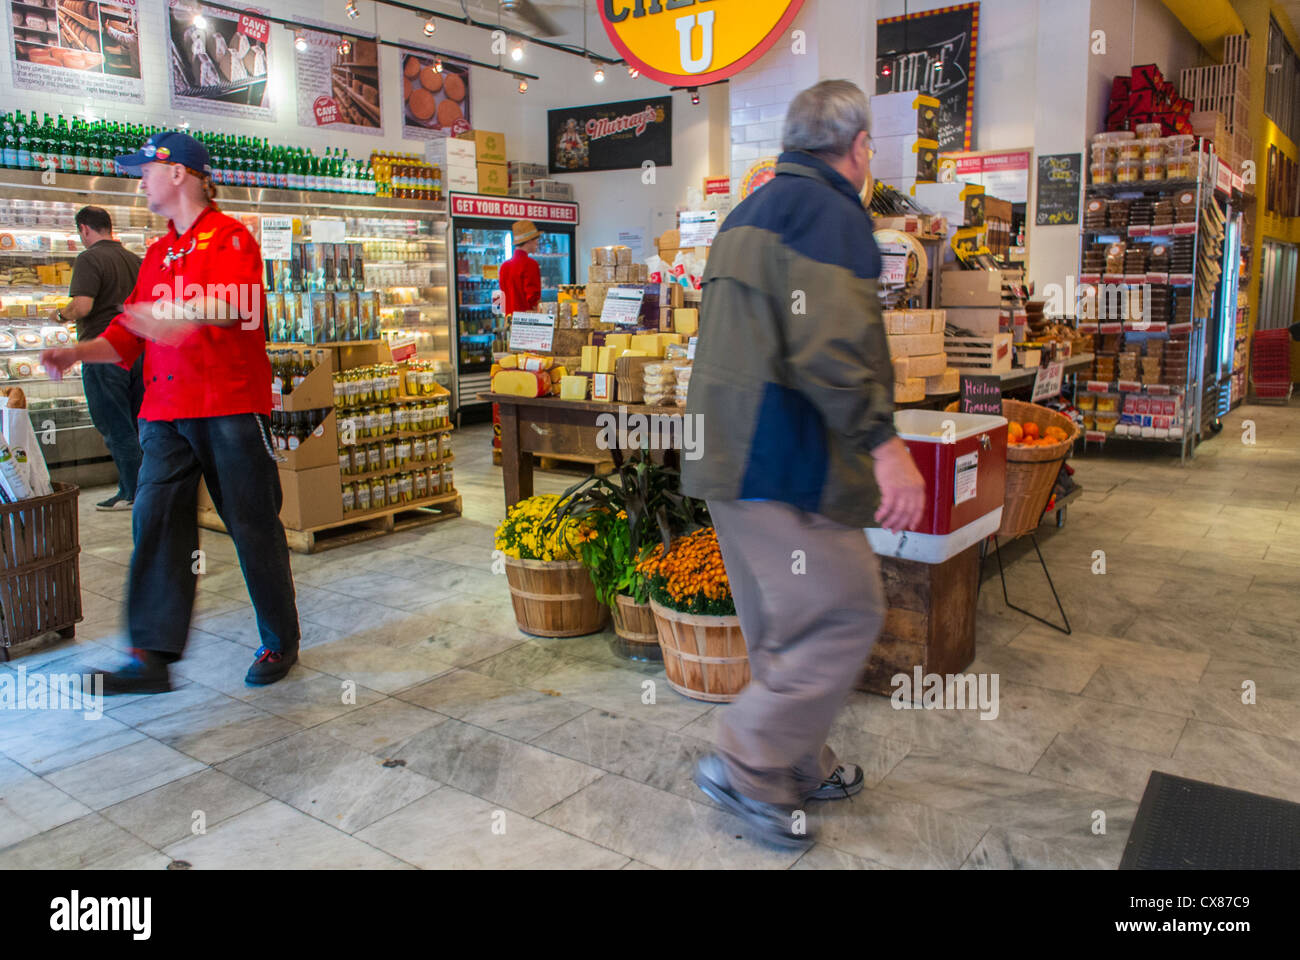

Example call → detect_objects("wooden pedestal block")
857 544 979 697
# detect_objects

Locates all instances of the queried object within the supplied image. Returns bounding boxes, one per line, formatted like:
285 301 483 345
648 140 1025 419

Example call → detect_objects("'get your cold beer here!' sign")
600 0 806 86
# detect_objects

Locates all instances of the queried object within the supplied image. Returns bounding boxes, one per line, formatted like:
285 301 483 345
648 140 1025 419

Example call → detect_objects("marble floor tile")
355 787 628 869
217 728 440 834
1171 720 1300 790
192 605 350 652
464 640 586 686
392 719 603 817
0 709 145 776
45 738 207 810
0 756 92 849
313 697 449 758
396 669 589 743
0 813 169 870
813 789 989 869
137 696 300 765
790 845 895 870
162 799 409 869
538 773 805 869
407 618 526 667
105 682 225 728
968 641 1099 695
522 659 712 732
298 636 457 695
237 666 386 727
99 768 268 849
961 828 1123 870
1011 626 1210 683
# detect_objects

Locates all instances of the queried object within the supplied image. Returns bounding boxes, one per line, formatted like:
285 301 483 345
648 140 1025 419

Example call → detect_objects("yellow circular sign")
600 0 806 86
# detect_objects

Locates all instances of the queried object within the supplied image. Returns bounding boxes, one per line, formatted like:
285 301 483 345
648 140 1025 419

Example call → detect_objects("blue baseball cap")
116 131 212 176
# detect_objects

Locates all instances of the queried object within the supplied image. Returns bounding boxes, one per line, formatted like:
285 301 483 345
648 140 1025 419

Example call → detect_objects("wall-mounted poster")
8 0 143 103
397 45 470 141
293 22 381 134
166 1 271 121
549 97 671 174
876 2 979 153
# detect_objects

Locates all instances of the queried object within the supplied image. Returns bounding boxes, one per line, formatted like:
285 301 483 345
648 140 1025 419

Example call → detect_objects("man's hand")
872 436 926 534
39 346 79 382
120 301 202 347
49 309 66 326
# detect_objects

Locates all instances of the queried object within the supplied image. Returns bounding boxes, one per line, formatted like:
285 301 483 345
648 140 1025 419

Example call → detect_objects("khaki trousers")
707 499 885 806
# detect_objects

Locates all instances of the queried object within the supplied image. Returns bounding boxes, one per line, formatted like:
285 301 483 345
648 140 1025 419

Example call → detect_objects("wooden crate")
945 333 1013 373
857 546 979 697
0 482 81 658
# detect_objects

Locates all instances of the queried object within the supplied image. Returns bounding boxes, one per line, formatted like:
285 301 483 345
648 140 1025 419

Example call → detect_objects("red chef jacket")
100 204 272 421
498 247 541 315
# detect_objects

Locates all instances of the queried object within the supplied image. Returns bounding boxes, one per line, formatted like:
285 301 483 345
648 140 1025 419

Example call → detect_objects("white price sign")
1032 361 1065 402
600 287 645 327
679 210 720 247
261 216 294 261
309 219 346 243
508 312 556 353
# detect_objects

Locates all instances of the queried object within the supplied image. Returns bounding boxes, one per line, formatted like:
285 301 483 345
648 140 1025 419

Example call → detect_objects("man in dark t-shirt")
58 206 143 510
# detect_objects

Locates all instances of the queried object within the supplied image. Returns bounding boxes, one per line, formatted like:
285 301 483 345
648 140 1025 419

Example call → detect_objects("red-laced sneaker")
245 646 298 686
97 647 171 696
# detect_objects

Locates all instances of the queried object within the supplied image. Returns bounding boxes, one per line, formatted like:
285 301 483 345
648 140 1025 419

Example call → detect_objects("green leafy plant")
548 455 709 607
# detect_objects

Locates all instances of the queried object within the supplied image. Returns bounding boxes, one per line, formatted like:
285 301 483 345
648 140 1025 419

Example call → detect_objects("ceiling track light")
517 77 528 94
689 87 700 105
345 0 359 20
627 65 639 78
511 40 524 62
294 32 307 52
423 16 436 37
593 62 605 83
338 38 351 57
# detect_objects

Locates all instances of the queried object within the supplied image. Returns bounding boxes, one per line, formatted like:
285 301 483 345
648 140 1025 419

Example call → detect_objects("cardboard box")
886 333 944 358
870 92 941 140
278 463 344 530
273 345 336 412
458 130 507 165
279 409 339 471
943 307 1002 338
477 162 509 195
941 269 1003 308
427 137 477 167
509 160 548 181
870 134 940 181
445 168 477 194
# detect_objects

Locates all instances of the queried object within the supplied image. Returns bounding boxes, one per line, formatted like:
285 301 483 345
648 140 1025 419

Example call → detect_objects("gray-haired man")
683 80 926 848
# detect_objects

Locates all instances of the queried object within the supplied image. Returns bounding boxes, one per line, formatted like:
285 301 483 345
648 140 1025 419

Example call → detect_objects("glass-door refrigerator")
447 194 579 420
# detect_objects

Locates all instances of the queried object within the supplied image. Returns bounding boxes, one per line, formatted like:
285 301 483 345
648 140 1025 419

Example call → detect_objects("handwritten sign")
1032 361 1065 402
508 313 556 354
959 375 1002 415
600 287 645 327
1035 153 1082 226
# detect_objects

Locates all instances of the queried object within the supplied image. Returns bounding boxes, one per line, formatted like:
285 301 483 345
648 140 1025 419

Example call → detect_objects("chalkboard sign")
960 376 1003 415
1035 153 1082 226
875 3 980 153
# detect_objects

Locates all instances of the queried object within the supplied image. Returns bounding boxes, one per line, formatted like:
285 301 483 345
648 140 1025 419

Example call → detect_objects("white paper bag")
2 408 53 499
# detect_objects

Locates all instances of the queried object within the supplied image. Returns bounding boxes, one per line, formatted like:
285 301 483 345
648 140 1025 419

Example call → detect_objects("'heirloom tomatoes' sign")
600 0 806 86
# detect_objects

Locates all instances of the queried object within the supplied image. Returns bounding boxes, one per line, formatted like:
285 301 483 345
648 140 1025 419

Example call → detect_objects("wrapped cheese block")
492 369 552 398
886 333 944 358
894 376 925 403
924 367 960 395
193 51 220 87
898 353 946 379
560 375 588 400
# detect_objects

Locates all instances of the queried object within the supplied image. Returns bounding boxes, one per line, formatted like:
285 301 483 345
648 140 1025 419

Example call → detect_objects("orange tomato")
1022 422 1040 440
1007 422 1024 442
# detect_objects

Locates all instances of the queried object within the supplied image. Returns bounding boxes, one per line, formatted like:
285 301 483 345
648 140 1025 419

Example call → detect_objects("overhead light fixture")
511 40 524 62
345 0 359 20
594 64 605 83
294 33 307 52
423 16 436 37
192 13 207 29
517 78 528 94
338 38 351 57
689 88 700 105
627 65 639 78
879 63 892 78
433 57 443 73
933 60 943 71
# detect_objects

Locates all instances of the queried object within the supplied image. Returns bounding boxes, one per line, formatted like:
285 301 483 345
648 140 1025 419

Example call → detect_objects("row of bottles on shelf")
269 349 328 395
265 243 367 295
370 151 442 201
0 111 379 194
269 409 329 451
457 277 497 305
343 464 454 514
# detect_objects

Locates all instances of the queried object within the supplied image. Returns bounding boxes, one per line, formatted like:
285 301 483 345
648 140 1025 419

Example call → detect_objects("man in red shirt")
498 220 542 314
40 132 300 694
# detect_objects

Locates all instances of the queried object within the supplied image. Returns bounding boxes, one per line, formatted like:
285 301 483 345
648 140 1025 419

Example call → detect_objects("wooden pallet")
198 491 463 555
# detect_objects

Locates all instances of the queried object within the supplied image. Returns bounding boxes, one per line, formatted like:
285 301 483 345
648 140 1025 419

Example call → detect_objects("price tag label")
271 384 283 411
508 312 555 353
261 215 293 261
238 15 270 44
1031 361 1064 402
600 287 644 327
954 451 979 505
679 210 720 248
389 335 418 363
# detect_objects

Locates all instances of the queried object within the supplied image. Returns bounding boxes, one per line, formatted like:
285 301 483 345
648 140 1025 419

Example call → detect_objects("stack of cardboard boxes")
427 136 477 195
458 130 508 196
507 161 575 202
870 92 942 196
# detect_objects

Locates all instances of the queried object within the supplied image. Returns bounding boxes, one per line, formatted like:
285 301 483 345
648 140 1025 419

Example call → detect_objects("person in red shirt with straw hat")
498 219 543 315
40 131 301 694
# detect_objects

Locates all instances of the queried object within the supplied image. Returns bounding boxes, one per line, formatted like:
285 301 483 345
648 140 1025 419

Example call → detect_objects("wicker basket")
650 600 750 702
946 398 1079 539
0 482 82 658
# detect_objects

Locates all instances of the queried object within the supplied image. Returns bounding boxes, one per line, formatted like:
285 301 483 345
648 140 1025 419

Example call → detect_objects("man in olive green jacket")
685 80 926 849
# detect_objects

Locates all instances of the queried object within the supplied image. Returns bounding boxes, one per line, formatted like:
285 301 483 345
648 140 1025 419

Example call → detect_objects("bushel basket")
0 481 82 657
946 398 1079 539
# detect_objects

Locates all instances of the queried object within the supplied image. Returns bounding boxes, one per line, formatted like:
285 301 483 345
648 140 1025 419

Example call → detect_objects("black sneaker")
805 764 865 802
245 646 298 686
95 495 133 512
693 754 815 850
97 647 171 696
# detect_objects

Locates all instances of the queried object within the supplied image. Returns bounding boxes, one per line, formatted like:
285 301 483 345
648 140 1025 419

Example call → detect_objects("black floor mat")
1120 771 1300 869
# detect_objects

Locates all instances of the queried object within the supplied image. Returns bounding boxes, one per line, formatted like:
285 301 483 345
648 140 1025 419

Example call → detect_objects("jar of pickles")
365 443 381 472
379 404 394 435
428 465 442 495
411 436 427 463
398 472 414 503
413 469 428 500
442 464 454 491
334 363 401 408
370 478 387 509
382 442 397 468
339 448 352 476
342 483 356 514
438 431 452 460
386 476 402 506
396 439 411 466
356 481 372 511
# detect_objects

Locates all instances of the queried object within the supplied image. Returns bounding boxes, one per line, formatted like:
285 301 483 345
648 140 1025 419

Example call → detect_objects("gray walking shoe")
805 764 864 802
693 754 815 851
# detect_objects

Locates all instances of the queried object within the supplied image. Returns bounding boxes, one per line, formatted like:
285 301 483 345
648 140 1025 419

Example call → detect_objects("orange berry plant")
636 526 735 617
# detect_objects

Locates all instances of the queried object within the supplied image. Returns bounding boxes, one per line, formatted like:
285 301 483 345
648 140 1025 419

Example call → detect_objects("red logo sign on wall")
450 195 579 225
313 97 339 126
237 15 270 44
600 0 806 86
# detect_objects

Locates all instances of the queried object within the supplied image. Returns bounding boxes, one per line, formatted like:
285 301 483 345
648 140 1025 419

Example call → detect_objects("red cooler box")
867 409 1007 563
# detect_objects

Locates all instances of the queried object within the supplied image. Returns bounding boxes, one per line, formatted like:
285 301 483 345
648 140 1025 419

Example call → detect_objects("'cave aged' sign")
600 0 807 86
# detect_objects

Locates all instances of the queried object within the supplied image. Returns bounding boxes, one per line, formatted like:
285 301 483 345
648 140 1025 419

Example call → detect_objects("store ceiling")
424 0 619 56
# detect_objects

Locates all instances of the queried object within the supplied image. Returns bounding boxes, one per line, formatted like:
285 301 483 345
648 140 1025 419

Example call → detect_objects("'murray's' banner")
876 2 979 153
549 97 672 174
